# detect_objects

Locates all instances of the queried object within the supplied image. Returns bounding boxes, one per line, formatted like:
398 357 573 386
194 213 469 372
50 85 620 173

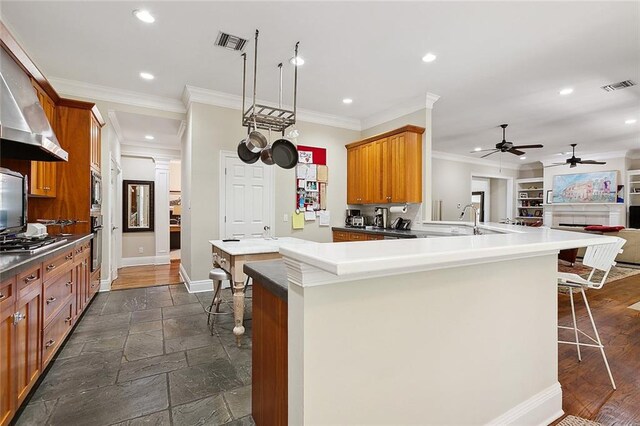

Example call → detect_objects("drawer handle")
45 339 55 348
65 281 72 287
24 274 38 283
46 264 56 271
0 292 5 300
65 316 72 323
46 297 57 304
65 254 73 260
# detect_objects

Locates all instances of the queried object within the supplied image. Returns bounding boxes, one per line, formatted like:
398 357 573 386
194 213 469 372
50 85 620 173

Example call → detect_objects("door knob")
112 226 119 231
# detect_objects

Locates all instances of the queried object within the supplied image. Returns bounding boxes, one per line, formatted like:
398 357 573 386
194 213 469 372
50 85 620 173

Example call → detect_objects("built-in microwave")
91 171 102 211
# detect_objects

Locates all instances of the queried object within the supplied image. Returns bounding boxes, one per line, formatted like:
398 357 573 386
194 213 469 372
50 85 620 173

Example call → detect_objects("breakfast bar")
246 224 618 425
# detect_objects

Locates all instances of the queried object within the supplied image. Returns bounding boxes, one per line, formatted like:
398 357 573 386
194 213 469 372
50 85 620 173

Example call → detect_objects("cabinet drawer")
43 250 73 282
333 231 349 241
0 276 16 312
349 232 365 241
17 266 42 301
43 270 73 325
89 269 100 297
216 250 231 271
366 234 384 241
74 241 91 257
43 299 74 367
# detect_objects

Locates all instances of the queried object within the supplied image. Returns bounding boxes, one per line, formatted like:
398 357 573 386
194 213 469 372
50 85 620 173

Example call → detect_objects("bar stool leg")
580 287 616 390
207 279 223 334
569 290 581 361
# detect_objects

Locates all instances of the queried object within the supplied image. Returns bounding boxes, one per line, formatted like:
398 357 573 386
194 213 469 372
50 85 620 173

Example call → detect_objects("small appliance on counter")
351 216 365 228
373 207 389 229
345 209 361 226
24 223 48 238
391 217 412 230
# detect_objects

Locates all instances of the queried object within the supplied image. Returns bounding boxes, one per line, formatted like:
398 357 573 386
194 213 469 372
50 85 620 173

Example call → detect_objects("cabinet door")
0 301 15 426
90 116 101 173
29 89 57 198
388 132 422 203
347 147 361 204
361 141 382 204
14 286 42 406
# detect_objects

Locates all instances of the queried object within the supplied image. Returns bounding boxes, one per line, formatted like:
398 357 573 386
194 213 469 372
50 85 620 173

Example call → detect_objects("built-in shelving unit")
626 169 640 228
516 178 545 225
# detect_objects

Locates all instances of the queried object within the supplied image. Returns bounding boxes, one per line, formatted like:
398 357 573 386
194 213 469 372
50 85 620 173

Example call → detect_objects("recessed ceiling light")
625 119 637 124
559 87 574 96
422 53 437 63
145 135 154 140
139 72 154 80
133 9 155 23
290 56 304 66
474 147 482 152
342 98 353 104
520 156 527 160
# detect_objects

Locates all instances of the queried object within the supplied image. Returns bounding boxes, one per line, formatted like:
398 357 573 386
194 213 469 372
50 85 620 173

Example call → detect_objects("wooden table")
209 237 307 346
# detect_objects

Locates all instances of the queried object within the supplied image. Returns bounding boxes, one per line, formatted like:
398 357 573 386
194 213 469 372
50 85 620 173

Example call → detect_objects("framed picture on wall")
546 190 553 205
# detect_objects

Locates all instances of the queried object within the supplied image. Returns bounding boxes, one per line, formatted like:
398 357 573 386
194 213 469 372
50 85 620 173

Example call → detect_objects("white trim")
121 255 170 267
179 263 213 293
433 150 522 171
99 278 111 292
121 147 181 160
109 109 183 152
486 382 563 425
49 77 186 113
360 92 440 131
219 150 276 240
182 85 361 131
471 173 515 221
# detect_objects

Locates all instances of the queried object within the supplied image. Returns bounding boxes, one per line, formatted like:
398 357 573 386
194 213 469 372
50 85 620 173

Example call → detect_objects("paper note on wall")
296 164 309 179
318 210 330 226
307 164 317 181
317 165 328 183
304 211 316 221
292 211 304 229
319 183 327 209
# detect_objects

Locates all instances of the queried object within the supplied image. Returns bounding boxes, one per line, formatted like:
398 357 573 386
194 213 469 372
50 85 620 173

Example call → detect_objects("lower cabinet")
332 230 384 242
1 238 95 426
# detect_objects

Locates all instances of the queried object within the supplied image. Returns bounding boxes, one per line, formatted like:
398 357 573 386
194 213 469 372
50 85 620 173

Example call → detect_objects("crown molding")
49 77 186 114
121 145 181 160
182 85 361 131
360 92 440 131
539 149 629 166
432 151 521 171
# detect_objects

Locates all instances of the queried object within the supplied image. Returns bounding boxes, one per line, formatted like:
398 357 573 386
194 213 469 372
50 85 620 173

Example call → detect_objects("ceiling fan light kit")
239 29 300 168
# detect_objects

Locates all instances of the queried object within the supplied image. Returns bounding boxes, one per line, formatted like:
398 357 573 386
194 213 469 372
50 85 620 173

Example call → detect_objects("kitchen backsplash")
345 203 422 227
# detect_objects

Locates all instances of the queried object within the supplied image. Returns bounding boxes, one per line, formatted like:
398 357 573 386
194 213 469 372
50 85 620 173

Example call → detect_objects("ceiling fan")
546 143 606 168
472 124 544 158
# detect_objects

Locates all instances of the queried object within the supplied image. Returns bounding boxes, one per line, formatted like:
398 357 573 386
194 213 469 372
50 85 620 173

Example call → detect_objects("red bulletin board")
297 145 326 165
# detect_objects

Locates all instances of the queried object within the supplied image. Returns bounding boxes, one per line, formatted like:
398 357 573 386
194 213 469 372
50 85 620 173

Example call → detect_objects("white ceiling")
111 111 184 150
2 1 639 164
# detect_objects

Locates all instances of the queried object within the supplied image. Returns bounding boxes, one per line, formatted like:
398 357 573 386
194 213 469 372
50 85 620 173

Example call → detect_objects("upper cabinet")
29 84 57 197
346 125 425 204
90 114 101 173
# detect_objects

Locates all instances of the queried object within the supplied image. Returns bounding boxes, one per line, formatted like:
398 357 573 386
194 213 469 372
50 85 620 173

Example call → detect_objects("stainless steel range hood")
0 48 68 162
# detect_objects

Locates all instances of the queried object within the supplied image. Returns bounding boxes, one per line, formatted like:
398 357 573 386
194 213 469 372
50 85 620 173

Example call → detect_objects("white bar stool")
557 237 626 390
205 268 233 334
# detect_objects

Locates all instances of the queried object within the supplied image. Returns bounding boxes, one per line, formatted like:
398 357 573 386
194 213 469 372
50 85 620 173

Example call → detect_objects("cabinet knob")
46 264 56 271
12 312 25 325
46 297 57 304
45 339 55 348
64 317 72 323
65 281 72 287
24 274 37 283
0 292 5 300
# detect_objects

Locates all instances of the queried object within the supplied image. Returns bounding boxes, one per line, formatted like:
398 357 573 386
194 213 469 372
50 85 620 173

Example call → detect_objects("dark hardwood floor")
557 273 640 424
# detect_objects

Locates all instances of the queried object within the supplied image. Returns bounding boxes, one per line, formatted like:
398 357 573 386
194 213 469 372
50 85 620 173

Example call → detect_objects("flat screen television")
0 168 27 236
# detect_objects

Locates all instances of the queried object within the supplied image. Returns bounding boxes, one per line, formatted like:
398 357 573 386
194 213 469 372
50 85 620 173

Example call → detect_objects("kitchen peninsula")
245 224 618 425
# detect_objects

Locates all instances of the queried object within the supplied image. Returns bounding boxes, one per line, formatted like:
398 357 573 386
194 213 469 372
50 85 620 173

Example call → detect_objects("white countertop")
278 223 620 279
209 237 310 256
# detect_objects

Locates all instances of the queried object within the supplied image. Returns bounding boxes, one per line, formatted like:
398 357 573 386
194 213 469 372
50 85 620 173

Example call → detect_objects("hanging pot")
245 128 267 153
272 138 298 169
261 129 275 165
237 138 260 164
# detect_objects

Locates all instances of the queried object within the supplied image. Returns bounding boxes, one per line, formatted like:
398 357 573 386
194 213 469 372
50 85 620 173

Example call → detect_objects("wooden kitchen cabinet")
0 278 16 426
29 84 57 198
90 114 101 173
14 283 42 406
332 230 384 242
346 125 424 205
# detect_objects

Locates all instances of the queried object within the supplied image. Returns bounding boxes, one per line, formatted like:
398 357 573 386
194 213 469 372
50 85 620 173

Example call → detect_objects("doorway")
220 151 274 239
169 160 181 262
471 175 514 222
471 191 485 222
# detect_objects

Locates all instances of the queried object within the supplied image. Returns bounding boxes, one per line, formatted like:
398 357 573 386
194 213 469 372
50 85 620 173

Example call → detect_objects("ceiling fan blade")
481 150 499 158
507 148 525 156
470 148 499 153
513 144 544 149
579 160 606 165
544 163 566 168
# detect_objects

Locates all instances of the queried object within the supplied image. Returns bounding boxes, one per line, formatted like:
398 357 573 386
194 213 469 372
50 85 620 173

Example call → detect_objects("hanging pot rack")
241 30 299 134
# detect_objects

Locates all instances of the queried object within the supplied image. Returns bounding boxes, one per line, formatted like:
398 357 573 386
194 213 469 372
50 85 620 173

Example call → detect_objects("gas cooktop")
0 236 68 254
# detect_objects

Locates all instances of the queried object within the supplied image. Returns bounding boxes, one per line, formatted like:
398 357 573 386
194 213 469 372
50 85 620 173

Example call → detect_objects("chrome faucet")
459 204 481 235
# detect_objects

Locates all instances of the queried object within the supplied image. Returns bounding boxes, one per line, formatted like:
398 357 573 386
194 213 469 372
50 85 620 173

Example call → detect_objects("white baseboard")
121 255 171 267
99 278 111 292
486 382 563 425
179 263 213 293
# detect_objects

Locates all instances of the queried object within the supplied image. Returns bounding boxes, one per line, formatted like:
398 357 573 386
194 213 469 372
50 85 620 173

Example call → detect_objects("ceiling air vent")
214 31 248 51
601 80 636 92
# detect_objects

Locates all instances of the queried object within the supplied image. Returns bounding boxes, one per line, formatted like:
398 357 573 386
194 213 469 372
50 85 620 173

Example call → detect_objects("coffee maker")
373 207 389 229
345 209 361 226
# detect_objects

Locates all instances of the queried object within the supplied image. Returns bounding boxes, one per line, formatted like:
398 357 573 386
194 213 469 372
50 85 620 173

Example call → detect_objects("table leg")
233 280 246 346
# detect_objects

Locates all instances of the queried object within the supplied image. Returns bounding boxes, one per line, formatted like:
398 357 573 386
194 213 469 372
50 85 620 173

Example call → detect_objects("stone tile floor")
15 284 255 426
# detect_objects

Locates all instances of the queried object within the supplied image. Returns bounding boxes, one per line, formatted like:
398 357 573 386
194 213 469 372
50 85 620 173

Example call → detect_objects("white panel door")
224 155 273 239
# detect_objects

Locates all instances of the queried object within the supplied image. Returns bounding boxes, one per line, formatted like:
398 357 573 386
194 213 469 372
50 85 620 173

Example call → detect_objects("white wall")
181 102 360 283
490 178 508 222
121 156 156 258
169 160 181 192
